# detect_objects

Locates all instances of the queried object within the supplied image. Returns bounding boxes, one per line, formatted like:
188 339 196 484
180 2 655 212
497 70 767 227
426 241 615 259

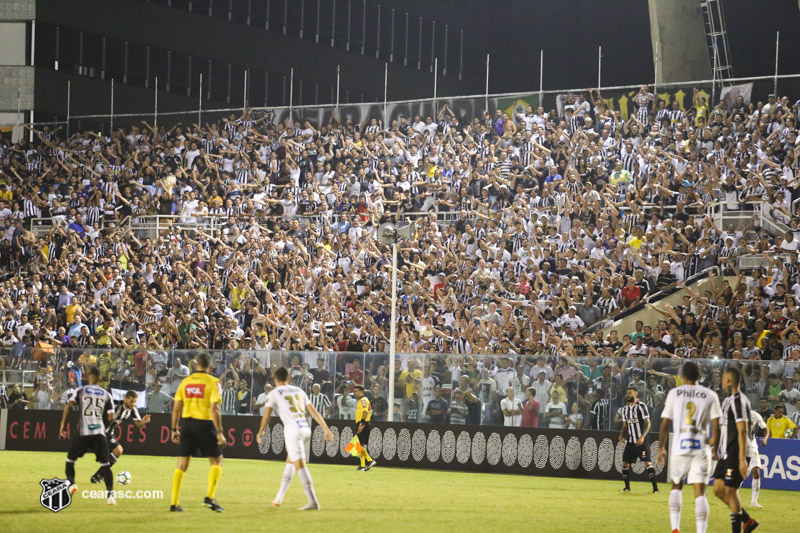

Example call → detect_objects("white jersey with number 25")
663 384 722 457
266 384 311 429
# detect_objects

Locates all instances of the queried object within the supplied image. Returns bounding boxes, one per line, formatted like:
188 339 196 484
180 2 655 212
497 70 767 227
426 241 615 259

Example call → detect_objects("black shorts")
622 441 651 464
179 418 222 458
107 433 119 449
713 457 745 488
67 434 111 465
355 421 371 440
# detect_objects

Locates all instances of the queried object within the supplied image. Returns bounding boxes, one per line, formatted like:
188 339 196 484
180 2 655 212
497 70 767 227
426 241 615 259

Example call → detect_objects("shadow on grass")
0 508 48 515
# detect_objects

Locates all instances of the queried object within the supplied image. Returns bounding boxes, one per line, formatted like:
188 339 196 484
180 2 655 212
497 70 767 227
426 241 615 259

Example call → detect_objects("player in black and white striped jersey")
619 385 659 493
712 366 759 533
90 390 151 485
59 367 116 504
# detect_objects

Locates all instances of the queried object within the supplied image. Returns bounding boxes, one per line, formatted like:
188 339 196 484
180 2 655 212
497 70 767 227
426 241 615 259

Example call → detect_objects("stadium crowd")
1 85 800 434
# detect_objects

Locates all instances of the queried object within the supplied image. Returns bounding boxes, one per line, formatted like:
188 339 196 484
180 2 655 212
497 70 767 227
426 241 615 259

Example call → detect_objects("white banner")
719 83 753 109
111 388 147 410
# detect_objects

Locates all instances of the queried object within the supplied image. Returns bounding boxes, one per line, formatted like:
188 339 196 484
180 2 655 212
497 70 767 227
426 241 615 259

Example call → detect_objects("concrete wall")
0 0 35 21
648 0 711 83
0 66 34 113
0 22 28 65
0 0 34 140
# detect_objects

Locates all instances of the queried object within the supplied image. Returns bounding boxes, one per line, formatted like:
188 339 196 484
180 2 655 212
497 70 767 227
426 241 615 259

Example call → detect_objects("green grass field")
0 450 793 533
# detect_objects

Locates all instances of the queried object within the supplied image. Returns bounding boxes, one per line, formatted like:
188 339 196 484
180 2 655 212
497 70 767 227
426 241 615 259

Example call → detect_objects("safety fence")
2 347 796 436
5 69 800 141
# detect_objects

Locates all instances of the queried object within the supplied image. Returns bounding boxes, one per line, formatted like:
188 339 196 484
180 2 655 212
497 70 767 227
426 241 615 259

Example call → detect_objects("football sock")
297 467 318 504
695 495 709 533
99 465 113 495
275 463 296 502
360 453 366 467
171 469 185 506
669 489 682 531
730 512 742 533
363 448 372 462
622 467 630 489
206 464 222 500
751 477 760 504
740 509 750 522
66 460 76 484
646 465 658 491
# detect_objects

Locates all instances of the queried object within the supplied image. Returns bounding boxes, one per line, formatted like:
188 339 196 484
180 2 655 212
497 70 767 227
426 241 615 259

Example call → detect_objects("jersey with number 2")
663 384 722 457
266 385 311 429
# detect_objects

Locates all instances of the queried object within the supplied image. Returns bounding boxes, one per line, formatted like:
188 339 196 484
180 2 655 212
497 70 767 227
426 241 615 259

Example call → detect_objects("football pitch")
0 451 794 533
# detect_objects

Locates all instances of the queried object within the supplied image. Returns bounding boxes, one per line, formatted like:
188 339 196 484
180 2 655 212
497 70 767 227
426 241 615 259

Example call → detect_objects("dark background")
30 0 800 124
4 409 667 481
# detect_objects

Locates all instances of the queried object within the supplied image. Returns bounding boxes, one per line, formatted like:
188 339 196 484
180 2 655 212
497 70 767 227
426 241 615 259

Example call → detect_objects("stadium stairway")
594 267 737 338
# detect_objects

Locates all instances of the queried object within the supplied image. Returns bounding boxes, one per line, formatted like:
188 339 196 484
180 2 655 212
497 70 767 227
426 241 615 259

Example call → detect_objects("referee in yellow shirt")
169 353 227 512
354 386 377 471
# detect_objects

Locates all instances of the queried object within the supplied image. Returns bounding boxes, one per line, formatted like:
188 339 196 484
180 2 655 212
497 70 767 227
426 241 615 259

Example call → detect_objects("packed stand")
0 86 799 434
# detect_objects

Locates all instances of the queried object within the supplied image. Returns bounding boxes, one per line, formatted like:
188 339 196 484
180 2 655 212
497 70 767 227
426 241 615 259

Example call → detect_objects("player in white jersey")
657 362 722 533
257 367 333 510
746 410 768 508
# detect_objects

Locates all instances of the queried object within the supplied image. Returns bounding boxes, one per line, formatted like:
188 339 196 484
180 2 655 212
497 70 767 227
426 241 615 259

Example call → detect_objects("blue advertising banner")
741 439 800 491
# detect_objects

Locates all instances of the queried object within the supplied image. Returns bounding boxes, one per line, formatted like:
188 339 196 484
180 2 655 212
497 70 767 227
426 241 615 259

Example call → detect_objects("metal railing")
128 214 225 240
92 210 463 242
735 253 789 270
6 70 800 134
707 201 790 238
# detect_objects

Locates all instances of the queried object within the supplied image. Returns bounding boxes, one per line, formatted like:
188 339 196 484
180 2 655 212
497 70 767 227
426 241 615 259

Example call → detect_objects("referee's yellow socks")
363 449 372 462
171 469 185 506
207 464 222 499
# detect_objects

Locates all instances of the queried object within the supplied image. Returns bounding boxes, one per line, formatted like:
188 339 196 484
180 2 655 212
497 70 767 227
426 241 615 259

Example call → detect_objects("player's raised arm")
306 403 334 442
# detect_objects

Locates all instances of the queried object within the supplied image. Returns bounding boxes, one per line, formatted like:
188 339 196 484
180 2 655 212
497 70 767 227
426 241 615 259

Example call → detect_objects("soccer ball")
116 471 132 485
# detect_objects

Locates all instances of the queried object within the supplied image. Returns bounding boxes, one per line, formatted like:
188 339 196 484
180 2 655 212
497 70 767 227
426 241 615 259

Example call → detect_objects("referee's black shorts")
713 456 745 488
355 421 371 440
68 434 111 465
179 418 222 458
622 441 651 464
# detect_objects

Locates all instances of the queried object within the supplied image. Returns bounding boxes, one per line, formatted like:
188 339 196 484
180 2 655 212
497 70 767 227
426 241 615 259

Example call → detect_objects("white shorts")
669 450 712 485
284 426 311 462
748 452 761 472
